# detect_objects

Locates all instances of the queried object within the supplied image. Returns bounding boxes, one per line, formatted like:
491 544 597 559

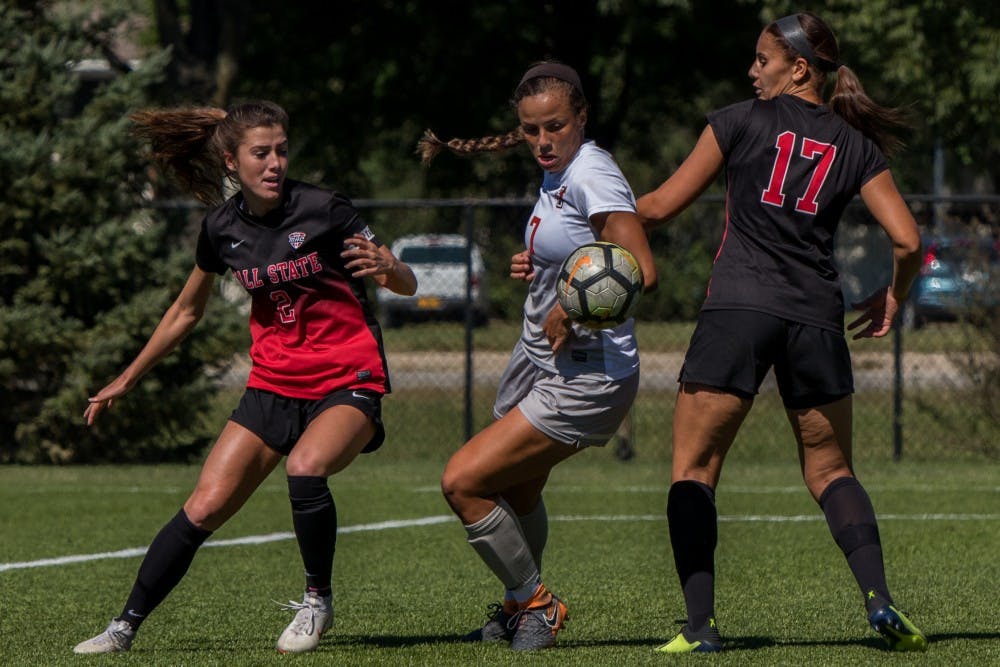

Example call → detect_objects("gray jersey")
519 141 639 380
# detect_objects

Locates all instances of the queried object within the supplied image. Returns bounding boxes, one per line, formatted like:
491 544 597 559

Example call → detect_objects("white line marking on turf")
413 484 1000 494
4 512 999 573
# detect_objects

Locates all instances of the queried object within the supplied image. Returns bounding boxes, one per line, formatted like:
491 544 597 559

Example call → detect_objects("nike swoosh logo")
352 391 371 400
230 240 245 248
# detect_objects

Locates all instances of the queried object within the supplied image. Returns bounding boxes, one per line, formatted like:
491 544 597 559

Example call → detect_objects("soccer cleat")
655 617 723 653
868 604 927 652
510 585 569 651
73 619 135 654
275 590 334 654
462 599 519 642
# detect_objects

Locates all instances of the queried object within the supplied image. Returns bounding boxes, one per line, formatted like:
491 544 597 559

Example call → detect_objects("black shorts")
229 387 385 456
679 309 854 409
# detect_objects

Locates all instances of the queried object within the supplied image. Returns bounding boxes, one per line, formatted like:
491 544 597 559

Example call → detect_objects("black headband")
517 62 584 95
774 15 841 72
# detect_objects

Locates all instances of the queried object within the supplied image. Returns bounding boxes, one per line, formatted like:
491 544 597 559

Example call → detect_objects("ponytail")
418 60 587 166
417 128 524 165
828 65 908 156
130 108 229 205
769 13 909 156
130 100 289 205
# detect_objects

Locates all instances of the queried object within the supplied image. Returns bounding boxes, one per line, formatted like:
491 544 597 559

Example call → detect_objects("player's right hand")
84 376 132 426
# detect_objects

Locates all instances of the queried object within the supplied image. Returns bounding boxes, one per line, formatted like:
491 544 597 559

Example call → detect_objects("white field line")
3 512 998 573
414 484 1000 494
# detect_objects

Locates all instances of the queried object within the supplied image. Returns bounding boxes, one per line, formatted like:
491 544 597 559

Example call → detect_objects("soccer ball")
557 242 643 329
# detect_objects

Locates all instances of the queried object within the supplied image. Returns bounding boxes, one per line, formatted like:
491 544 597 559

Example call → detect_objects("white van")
378 234 488 327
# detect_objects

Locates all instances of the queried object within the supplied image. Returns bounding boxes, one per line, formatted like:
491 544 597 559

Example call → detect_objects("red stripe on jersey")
245 273 387 399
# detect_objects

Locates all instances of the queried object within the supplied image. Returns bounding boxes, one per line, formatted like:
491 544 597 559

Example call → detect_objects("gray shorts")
493 343 639 448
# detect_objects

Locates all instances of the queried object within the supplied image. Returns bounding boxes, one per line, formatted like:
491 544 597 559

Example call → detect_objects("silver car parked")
377 234 488 327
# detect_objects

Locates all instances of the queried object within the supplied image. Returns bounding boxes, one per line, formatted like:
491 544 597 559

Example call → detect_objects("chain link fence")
338 196 998 464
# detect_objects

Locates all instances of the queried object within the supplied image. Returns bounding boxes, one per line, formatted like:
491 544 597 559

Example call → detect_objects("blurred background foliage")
1 0 997 462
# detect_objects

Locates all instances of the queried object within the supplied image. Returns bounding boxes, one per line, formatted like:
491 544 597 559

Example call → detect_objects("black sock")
117 509 212 630
288 475 337 596
667 480 718 630
819 476 892 614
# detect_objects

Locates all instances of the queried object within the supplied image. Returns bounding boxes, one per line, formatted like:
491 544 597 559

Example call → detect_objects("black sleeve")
857 137 889 190
330 193 381 247
706 99 755 158
195 218 228 275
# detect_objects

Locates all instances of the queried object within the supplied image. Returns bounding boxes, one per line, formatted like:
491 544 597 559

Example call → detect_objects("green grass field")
2 457 998 665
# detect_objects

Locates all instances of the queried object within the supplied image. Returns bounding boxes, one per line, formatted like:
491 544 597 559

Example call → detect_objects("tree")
0 2 245 462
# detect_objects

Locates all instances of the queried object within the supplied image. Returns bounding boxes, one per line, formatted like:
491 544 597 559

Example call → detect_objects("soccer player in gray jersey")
419 61 657 650
638 12 926 654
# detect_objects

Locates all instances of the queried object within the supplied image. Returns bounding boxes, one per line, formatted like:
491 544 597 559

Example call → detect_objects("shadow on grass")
325 633 472 648
145 628 1000 653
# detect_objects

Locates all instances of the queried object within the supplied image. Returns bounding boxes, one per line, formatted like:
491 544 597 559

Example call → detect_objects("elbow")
903 235 922 258
636 202 664 229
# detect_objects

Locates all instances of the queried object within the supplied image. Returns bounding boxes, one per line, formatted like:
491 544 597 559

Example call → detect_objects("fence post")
892 317 903 461
463 205 475 442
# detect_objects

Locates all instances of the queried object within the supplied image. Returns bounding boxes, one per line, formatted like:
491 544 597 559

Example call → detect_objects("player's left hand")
847 285 899 339
510 250 535 282
543 302 573 353
342 234 395 278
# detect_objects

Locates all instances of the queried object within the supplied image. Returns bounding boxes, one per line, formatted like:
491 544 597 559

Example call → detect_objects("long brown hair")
767 12 908 155
130 100 289 205
417 61 588 165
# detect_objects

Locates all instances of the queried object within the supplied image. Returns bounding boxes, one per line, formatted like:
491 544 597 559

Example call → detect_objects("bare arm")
846 170 922 339
84 266 216 424
636 125 724 227
592 210 658 294
341 234 418 295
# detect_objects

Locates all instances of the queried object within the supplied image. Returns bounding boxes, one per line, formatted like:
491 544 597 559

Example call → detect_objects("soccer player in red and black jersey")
638 13 927 654
73 101 416 655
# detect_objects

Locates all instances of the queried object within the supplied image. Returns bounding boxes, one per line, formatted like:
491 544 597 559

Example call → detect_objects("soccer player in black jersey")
637 13 927 654
73 101 416 655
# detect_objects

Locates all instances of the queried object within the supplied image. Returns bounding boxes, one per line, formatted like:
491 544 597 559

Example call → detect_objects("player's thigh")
787 395 854 499
442 407 580 502
185 419 283 530
286 404 375 477
672 383 752 486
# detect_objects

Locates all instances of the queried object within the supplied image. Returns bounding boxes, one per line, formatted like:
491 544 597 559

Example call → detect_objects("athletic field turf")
2 457 998 665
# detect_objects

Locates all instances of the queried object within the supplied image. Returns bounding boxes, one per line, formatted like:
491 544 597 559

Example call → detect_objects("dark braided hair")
418 62 588 165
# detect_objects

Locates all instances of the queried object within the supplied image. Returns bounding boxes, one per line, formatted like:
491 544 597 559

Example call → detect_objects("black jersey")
704 94 888 331
196 179 390 399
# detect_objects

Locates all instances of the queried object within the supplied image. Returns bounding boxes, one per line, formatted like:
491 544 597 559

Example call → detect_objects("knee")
803 466 853 501
183 491 228 531
286 450 326 477
440 461 479 512
440 465 462 507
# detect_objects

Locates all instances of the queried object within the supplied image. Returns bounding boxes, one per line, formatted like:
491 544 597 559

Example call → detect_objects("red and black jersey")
704 94 888 332
196 179 390 399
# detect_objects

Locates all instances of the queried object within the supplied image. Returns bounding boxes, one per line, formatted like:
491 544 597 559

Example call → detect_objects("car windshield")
400 246 468 264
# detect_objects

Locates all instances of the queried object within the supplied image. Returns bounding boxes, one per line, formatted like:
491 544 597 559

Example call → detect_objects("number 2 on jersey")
271 289 296 324
761 131 837 215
